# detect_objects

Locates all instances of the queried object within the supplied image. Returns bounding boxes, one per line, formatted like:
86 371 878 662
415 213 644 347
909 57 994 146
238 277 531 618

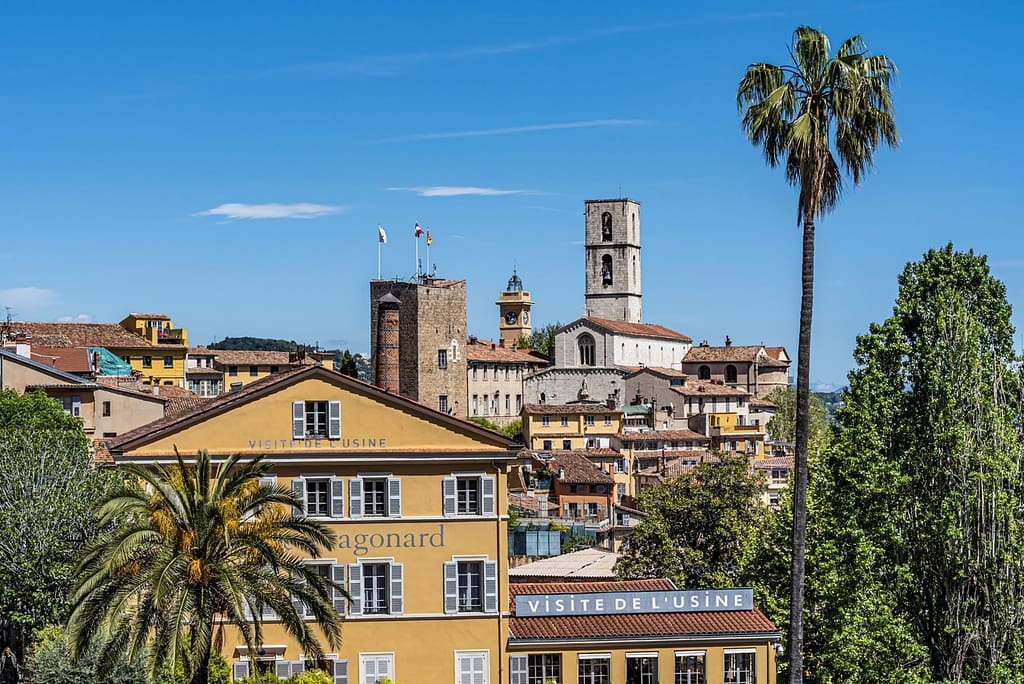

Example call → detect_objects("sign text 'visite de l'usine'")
515 589 754 617
247 437 387 450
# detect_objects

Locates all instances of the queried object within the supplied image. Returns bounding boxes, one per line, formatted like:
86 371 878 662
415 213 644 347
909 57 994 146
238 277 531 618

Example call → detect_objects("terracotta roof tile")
509 491 559 515
624 366 688 379
638 452 721 478
26 346 92 373
186 367 223 376
166 396 213 416
534 452 614 484
523 403 619 415
465 338 550 364
12 322 155 349
584 317 693 343
684 344 789 368
213 350 293 366
619 429 709 443
127 313 171 320
670 381 751 398
753 455 794 469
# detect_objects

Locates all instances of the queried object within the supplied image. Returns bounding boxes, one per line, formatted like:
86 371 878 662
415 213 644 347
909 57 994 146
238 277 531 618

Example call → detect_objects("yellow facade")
522 407 623 452
708 413 766 457
117 313 189 386
110 366 517 684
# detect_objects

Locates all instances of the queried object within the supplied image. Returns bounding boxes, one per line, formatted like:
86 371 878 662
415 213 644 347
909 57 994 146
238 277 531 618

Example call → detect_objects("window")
698 365 711 380
443 475 495 516
456 651 489 684
601 254 613 285
350 476 401 518
562 440 572 449
504 367 509 381
292 477 344 518
58 396 81 418
101 401 111 417
616 483 626 501
542 416 550 427
444 559 498 613
614 458 626 474
542 440 552 450
483 367 488 380
361 562 388 614
578 654 611 684
723 651 755 684
438 349 448 369
163 355 173 368
293 400 341 439
142 356 152 368
627 654 659 684
601 211 612 240
585 415 595 427
297 563 335 616
560 416 569 427
675 652 706 684
250 365 259 377
516 394 522 412
519 654 560 684
347 562 404 617
439 395 449 413
270 365 279 373
359 654 394 684
229 365 238 376
724 365 738 383
578 333 596 366
505 394 510 412
472 367 477 380
472 395 478 415
604 415 612 426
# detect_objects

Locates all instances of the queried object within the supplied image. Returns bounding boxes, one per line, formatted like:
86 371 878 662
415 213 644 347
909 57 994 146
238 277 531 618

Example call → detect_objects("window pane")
363 479 387 517
457 478 480 515
363 563 388 614
578 657 610 684
457 561 482 612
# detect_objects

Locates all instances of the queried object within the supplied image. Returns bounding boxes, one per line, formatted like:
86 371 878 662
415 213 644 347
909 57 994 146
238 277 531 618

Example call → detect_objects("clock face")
505 311 518 325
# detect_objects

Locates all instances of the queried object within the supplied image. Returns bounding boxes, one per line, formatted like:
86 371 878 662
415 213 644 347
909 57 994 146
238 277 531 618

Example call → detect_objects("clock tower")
497 268 533 347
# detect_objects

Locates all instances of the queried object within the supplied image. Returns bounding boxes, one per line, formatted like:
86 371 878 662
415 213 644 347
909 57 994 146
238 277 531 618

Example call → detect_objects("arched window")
540 392 546 404
725 365 738 383
578 333 596 366
601 212 612 241
698 365 711 380
601 255 613 285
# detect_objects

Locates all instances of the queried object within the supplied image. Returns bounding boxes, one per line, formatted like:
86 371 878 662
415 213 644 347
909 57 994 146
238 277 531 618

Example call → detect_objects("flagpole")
415 232 419 278
426 227 430 275
377 239 381 280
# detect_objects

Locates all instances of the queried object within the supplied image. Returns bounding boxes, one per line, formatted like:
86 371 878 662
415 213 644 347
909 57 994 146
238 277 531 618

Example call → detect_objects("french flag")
415 223 424 237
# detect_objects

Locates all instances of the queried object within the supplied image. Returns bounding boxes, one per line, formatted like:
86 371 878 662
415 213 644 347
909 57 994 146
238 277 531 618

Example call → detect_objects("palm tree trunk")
788 212 814 684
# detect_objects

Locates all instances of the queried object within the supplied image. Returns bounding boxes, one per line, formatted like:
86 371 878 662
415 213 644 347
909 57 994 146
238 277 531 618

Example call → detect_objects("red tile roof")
213 350 294 366
508 580 778 640
683 344 789 368
753 455 794 469
619 429 709 443
26 346 91 373
465 338 550 364
585 317 693 343
670 382 750 398
623 366 688 379
12 322 155 349
523 403 619 415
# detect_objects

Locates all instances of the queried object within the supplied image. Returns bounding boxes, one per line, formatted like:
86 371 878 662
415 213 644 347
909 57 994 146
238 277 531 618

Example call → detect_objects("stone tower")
370 276 468 415
584 198 642 323
496 268 534 347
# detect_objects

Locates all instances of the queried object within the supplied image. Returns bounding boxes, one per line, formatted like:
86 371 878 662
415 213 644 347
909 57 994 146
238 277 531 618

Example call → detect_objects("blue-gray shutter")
509 656 528 684
443 561 459 614
348 563 362 615
442 477 457 517
332 564 347 615
276 661 291 679
328 400 341 439
291 577 305 617
291 478 305 516
484 560 498 613
349 479 363 518
233 660 250 681
292 401 305 439
330 478 345 518
387 477 402 517
290 661 305 675
482 476 496 516
332 659 348 684
389 562 404 615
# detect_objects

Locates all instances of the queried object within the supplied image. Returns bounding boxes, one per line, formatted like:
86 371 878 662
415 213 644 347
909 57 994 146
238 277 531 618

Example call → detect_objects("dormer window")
293 400 341 439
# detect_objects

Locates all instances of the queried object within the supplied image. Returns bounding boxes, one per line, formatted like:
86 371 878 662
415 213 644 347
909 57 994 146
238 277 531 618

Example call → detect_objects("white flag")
378 224 388 244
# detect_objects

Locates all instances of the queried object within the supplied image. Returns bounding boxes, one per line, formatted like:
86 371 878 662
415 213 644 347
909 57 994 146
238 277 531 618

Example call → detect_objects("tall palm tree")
67 450 343 684
737 27 897 683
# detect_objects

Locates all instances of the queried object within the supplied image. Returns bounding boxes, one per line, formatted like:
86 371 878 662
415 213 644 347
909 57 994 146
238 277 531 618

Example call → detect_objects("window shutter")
484 560 498 613
292 401 305 439
389 562 404 615
291 661 305 675
349 479 363 519
330 478 345 518
331 659 348 684
481 476 496 516
470 654 486 684
261 601 277 621
442 477 457 517
291 579 305 617
348 563 362 615
332 563 347 615
328 400 341 439
363 657 377 682
376 656 392 680
443 561 459 614
291 478 305 516
233 660 250 681
509 656 528 684
276 661 291 678
387 477 402 517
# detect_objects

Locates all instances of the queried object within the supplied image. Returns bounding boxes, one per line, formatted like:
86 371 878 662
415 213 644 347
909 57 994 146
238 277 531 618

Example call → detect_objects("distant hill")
813 390 845 420
208 337 371 382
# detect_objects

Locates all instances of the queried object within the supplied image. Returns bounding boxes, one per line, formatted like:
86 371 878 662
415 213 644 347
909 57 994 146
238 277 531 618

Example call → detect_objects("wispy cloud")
369 119 654 144
56 314 94 323
194 203 346 220
0 286 57 314
388 186 536 197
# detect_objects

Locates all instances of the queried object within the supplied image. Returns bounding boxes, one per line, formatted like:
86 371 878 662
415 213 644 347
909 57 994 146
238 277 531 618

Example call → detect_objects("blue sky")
3 2 1022 389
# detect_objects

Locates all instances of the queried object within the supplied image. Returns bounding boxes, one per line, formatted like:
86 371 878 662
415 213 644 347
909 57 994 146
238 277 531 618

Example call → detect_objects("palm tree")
737 27 897 682
67 450 343 684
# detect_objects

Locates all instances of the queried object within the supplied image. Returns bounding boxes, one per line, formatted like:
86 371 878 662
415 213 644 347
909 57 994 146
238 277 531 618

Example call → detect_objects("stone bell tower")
584 198 642 323
497 267 533 346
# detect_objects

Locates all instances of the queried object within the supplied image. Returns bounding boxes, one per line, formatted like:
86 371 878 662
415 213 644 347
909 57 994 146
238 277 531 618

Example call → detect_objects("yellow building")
522 401 623 452
118 313 189 385
108 365 518 684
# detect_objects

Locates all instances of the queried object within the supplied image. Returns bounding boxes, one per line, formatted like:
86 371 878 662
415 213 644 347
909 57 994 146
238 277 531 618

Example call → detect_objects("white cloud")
387 186 535 197
0 286 57 314
368 119 655 144
194 203 345 220
56 314 94 323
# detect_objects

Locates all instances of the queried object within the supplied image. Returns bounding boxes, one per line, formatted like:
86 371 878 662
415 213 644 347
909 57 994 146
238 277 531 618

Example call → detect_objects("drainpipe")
492 458 505 684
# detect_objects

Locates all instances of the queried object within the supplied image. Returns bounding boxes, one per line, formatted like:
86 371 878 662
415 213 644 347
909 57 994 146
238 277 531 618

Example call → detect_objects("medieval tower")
584 198 642 323
370 276 468 415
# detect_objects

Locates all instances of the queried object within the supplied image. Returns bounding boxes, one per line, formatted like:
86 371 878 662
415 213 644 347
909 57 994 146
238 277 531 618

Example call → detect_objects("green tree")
28 624 149 684
519 322 560 358
0 390 114 651
764 387 832 455
67 450 344 684
737 27 898 681
616 455 767 588
822 245 1024 681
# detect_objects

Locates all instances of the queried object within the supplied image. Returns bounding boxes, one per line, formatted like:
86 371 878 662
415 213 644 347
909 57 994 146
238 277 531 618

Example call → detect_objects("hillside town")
2 198 790 682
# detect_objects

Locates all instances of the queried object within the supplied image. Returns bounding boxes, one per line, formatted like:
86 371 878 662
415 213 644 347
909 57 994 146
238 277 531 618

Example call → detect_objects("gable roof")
24 346 91 373
0 348 95 386
533 451 614 484
523 402 619 415
683 343 790 367
670 381 750 398
619 429 710 443
11 322 156 349
509 548 621 581
579 317 693 343
212 349 294 366
465 338 549 364
623 365 688 380
107 364 518 454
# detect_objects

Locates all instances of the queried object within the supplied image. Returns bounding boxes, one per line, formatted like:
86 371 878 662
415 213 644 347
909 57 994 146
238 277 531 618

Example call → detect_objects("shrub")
287 670 332 684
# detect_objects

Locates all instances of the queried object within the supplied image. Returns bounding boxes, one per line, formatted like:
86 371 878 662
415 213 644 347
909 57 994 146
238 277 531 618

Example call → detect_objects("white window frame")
348 559 403 616
349 474 401 519
443 474 496 517
358 652 394 684
454 650 489 684
443 556 498 614
723 649 756 684
578 652 612 684
674 650 707 684
292 400 341 439
625 652 659 684
291 475 345 519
